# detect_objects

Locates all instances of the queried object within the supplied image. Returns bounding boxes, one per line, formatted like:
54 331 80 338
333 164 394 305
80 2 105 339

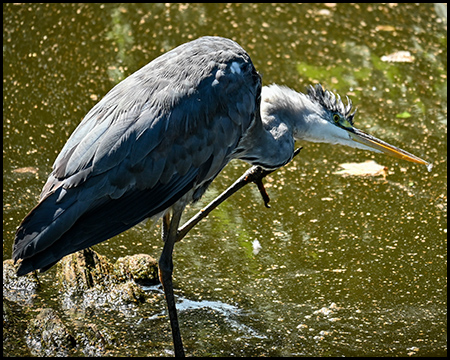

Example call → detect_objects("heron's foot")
254 177 271 208
248 147 303 208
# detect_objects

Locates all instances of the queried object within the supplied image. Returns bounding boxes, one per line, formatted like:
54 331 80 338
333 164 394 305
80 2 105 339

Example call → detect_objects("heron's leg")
162 211 171 242
159 208 185 357
176 147 303 242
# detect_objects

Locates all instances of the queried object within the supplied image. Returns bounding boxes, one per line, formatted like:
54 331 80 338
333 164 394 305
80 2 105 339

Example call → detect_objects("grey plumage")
13 37 261 274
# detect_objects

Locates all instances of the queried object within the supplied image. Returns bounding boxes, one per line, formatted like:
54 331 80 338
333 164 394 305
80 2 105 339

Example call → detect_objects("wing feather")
13 36 262 275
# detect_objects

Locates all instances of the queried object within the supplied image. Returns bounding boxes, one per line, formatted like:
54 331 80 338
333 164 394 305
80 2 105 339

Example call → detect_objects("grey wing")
13 37 262 274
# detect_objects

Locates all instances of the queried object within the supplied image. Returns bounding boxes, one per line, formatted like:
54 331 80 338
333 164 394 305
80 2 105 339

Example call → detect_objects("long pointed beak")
349 128 432 171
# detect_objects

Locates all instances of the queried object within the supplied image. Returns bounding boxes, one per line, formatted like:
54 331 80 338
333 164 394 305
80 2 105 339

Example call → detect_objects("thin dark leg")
177 147 302 242
162 211 170 242
159 209 185 357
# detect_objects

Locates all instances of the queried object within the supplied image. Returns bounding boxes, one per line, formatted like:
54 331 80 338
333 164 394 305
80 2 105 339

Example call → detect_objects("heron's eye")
333 114 340 123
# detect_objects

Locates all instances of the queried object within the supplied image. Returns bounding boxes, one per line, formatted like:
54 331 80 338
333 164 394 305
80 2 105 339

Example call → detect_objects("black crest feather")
307 84 357 125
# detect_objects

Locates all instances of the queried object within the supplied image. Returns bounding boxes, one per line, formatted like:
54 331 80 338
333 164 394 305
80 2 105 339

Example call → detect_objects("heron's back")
13 36 262 275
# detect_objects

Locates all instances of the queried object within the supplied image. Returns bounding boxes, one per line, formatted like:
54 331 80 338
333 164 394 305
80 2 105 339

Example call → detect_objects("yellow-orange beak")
349 128 432 172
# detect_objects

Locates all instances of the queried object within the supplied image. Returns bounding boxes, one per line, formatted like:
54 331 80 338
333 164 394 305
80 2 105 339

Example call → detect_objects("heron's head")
300 84 431 169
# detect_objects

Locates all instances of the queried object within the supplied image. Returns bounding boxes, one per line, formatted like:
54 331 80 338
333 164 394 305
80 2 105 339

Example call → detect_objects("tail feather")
14 188 82 260
13 170 197 276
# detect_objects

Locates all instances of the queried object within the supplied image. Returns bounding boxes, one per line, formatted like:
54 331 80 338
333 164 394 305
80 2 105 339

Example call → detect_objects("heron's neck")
236 84 325 169
235 86 296 169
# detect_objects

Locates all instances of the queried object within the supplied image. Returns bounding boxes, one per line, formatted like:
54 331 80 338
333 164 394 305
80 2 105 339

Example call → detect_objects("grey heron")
13 36 431 356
